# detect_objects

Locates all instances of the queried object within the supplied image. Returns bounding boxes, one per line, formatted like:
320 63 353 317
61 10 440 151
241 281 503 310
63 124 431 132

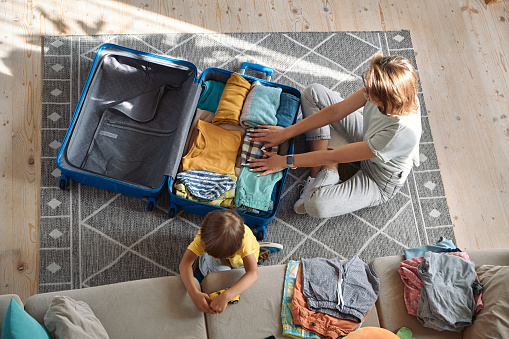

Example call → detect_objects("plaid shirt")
240 129 278 165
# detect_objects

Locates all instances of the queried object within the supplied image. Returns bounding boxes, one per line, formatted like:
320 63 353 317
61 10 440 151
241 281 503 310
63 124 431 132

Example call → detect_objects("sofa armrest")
24 276 207 339
464 249 509 267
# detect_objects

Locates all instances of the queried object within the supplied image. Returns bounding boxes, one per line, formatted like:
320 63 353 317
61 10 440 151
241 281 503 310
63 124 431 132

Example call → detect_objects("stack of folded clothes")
282 257 380 339
175 72 300 214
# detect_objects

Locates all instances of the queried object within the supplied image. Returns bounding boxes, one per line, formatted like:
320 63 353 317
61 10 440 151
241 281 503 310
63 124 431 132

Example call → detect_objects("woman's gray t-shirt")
363 101 422 172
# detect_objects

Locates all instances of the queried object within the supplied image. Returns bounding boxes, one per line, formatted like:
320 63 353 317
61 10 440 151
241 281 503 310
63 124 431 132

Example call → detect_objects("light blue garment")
240 82 281 128
176 170 236 200
197 80 226 113
281 261 321 339
234 166 282 211
404 237 458 259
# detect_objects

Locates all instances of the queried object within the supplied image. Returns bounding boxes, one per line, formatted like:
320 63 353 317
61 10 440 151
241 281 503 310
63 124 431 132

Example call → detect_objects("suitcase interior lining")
63 50 200 189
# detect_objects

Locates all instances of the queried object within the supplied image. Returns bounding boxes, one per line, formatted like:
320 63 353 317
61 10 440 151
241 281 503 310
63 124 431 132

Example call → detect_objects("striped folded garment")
175 170 236 201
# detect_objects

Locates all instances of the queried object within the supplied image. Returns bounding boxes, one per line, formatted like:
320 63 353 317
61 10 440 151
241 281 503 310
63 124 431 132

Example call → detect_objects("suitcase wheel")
256 227 265 241
58 176 68 190
146 198 157 211
168 204 178 218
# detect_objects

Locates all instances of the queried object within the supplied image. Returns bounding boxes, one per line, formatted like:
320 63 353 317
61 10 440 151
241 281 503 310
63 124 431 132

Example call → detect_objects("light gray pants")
300 84 409 218
199 253 231 277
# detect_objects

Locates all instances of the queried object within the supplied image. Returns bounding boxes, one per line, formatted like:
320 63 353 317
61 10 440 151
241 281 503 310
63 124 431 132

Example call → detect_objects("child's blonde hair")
200 209 244 259
363 52 418 116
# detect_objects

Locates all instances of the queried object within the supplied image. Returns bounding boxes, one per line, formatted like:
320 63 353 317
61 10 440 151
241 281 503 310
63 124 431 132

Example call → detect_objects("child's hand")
191 292 216 314
209 293 229 314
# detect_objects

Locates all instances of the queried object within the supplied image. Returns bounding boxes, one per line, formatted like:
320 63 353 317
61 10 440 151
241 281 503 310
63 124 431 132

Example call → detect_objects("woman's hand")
190 291 217 314
248 125 288 148
248 151 288 176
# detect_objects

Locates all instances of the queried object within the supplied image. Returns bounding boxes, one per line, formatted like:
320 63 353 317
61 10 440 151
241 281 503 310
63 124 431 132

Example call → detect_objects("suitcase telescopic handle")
239 62 273 81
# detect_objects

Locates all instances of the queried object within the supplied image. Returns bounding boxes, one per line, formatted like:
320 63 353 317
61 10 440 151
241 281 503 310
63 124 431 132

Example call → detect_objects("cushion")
1 298 51 339
43 296 108 339
0 295 22 335
463 265 509 339
344 327 399 338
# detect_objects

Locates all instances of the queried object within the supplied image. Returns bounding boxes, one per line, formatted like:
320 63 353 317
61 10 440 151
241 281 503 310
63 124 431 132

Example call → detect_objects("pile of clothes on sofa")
281 256 380 339
398 237 484 332
175 72 299 214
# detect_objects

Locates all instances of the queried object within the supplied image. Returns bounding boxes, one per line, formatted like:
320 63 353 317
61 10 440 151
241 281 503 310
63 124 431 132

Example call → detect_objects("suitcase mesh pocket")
82 108 176 188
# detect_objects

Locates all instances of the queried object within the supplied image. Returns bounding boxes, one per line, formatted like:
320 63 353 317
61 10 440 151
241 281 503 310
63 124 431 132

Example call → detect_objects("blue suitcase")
57 43 300 240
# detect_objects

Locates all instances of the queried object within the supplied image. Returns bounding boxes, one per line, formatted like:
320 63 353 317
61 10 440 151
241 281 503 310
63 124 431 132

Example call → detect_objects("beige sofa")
1 249 507 338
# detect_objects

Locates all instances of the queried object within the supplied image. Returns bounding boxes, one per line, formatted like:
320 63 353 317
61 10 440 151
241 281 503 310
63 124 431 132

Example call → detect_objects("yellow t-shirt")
187 224 260 268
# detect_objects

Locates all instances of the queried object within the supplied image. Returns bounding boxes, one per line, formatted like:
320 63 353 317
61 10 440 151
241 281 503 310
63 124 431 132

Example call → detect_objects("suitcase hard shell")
57 43 300 240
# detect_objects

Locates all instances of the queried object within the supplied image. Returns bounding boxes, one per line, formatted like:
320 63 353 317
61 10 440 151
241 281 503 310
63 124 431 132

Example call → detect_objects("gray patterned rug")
40 31 453 292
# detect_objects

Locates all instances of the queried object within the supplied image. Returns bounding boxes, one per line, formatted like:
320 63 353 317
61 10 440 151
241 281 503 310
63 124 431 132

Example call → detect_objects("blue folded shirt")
276 92 299 128
404 237 459 259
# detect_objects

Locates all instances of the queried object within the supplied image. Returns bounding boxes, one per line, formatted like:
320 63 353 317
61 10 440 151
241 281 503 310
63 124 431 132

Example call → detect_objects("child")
248 52 421 218
179 209 259 314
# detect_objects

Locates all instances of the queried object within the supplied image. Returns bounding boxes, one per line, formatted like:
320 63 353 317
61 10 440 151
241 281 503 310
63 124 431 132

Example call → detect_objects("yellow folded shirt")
212 73 251 125
182 120 241 175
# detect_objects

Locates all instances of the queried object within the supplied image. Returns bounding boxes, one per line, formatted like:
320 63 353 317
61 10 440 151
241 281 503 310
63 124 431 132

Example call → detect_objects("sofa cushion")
463 265 509 339
24 276 207 339
43 296 108 339
1 298 51 339
201 264 287 339
0 294 23 336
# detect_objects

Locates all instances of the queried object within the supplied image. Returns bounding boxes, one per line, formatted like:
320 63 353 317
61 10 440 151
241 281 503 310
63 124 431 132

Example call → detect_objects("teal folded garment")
197 80 226 113
234 166 282 211
240 82 282 128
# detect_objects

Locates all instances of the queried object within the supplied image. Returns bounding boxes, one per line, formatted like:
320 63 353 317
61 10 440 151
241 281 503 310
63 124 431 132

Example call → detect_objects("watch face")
286 155 293 165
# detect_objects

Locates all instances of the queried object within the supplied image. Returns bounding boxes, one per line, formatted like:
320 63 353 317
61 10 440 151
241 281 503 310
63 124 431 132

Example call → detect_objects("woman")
248 52 422 218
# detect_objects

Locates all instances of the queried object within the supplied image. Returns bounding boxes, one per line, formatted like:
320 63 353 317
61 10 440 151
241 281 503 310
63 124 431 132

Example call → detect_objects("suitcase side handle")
239 62 273 81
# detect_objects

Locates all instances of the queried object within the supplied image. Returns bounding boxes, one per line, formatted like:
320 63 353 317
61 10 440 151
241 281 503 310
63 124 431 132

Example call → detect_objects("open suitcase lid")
58 43 203 192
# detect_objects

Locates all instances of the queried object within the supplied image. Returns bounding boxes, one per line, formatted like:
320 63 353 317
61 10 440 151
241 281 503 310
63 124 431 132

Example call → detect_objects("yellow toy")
209 288 240 304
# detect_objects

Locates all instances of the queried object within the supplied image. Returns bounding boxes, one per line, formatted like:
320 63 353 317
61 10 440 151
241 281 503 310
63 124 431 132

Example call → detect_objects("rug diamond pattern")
39 32 453 291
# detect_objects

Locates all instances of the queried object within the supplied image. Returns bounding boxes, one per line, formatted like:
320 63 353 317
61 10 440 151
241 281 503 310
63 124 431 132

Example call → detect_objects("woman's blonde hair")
200 209 244 259
363 52 418 116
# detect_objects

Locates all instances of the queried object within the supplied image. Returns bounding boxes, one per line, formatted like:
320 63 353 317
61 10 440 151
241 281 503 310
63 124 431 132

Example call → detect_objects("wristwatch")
286 155 294 167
